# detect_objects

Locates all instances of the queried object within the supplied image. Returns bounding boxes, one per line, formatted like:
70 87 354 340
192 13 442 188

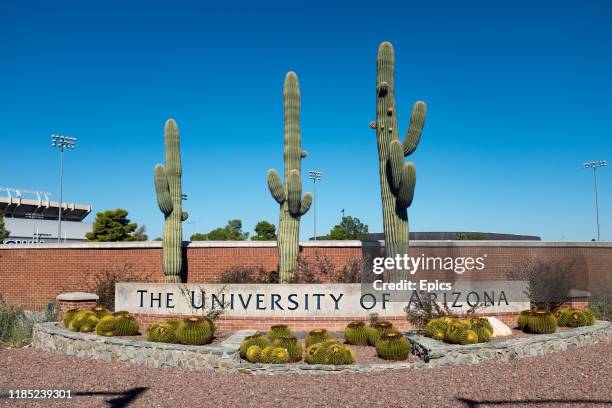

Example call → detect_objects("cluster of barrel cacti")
424 316 493 345
63 307 141 337
555 307 596 328
144 316 215 345
239 325 355 365
516 307 596 334
343 320 410 361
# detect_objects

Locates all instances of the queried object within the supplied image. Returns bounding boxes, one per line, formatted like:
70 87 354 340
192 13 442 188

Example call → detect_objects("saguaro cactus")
372 41 426 281
267 72 312 283
154 119 188 283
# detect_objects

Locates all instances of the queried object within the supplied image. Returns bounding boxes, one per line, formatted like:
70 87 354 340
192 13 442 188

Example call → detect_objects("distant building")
0 188 92 244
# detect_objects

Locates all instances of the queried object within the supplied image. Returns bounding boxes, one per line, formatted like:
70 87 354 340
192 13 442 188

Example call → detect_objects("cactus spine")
373 42 426 281
267 72 312 282
154 119 188 283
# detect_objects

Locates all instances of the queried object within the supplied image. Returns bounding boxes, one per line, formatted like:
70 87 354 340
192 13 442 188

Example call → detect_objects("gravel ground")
1 342 611 408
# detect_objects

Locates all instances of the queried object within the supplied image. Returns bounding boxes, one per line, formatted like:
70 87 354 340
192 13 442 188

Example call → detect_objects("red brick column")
56 292 99 321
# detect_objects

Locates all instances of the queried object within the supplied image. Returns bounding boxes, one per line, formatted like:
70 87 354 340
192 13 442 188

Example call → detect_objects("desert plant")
321 343 355 365
0 297 56 347
90 306 110 319
591 276 612 321
305 328 333 347
375 332 410 360
239 334 270 359
63 308 81 327
267 347 290 364
371 41 426 282
432 329 446 342
445 321 469 344
405 291 455 329
583 309 596 325
218 265 276 284
267 324 292 342
259 346 276 363
112 313 139 336
559 308 594 328
344 321 369 345
273 336 303 362
266 72 312 283
246 345 262 363
146 322 177 343
96 315 116 336
87 262 151 311
459 329 479 345
517 310 530 330
424 318 450 338
67 310 90 332
78 313 99 333
367 321 397 346
525 310 557 334
176 316 213 345
304 343 325 364
507 258 575 312
154 119 188 283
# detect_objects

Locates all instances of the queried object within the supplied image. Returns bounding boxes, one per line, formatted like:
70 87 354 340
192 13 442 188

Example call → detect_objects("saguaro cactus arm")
267 169 286 204
402 102 427 157
154 165 173 215
299 192 313 215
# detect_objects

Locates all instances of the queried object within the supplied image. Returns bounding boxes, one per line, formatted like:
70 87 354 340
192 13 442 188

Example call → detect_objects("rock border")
33 321 612 375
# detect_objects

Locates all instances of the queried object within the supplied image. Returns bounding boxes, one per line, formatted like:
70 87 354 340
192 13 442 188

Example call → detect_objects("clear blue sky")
1 0 611 240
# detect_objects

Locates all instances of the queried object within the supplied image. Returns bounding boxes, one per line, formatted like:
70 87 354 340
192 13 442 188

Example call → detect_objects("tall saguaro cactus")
372 42 426 281
154 119 188 283
267 72 313 283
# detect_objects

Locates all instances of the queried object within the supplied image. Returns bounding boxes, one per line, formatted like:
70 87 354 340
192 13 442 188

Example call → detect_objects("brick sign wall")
0 241 610 310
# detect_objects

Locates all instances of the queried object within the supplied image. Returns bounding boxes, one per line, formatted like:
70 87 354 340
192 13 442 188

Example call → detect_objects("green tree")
0 214 9 241
189 220 249 241
323 216 369 240
252 221 277 241
85 209 139 242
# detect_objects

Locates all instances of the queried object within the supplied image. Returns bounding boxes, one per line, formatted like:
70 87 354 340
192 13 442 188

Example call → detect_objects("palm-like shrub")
176 316 213 345
305 328 333 347
112 312 140 336
267 324 292 342
246 345 262 363
525 310 557 334
367 321 396 346
239 334 270 359
90 306 111 319
96 315 116 336
272 336 302 362
63 308 81 327
375 332 410 360
344 321 369 345
146 322 177 343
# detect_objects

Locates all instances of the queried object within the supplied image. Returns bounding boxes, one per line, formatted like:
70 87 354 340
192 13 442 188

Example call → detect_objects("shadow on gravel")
74 387 148 408
457 397 612 407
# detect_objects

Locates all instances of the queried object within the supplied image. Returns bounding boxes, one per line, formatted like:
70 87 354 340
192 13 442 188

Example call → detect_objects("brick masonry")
1 240 610 329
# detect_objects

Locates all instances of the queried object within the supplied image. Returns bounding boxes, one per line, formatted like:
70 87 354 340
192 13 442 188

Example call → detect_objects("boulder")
486 317 512 337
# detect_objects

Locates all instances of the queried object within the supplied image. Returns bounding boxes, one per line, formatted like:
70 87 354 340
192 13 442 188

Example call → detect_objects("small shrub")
591 276 612 321
405 291 456 329
218 265 276 284
87 263 151 311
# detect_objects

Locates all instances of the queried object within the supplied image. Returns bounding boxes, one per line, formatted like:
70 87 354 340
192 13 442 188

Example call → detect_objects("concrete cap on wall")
56 292 99 301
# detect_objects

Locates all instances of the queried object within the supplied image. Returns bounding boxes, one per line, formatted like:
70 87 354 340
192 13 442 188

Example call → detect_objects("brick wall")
1 241 610 311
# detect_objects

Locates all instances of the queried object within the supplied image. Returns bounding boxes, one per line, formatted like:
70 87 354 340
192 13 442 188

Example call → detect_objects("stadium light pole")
308 170 323 240
51 135 77 243
583 160 607 241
